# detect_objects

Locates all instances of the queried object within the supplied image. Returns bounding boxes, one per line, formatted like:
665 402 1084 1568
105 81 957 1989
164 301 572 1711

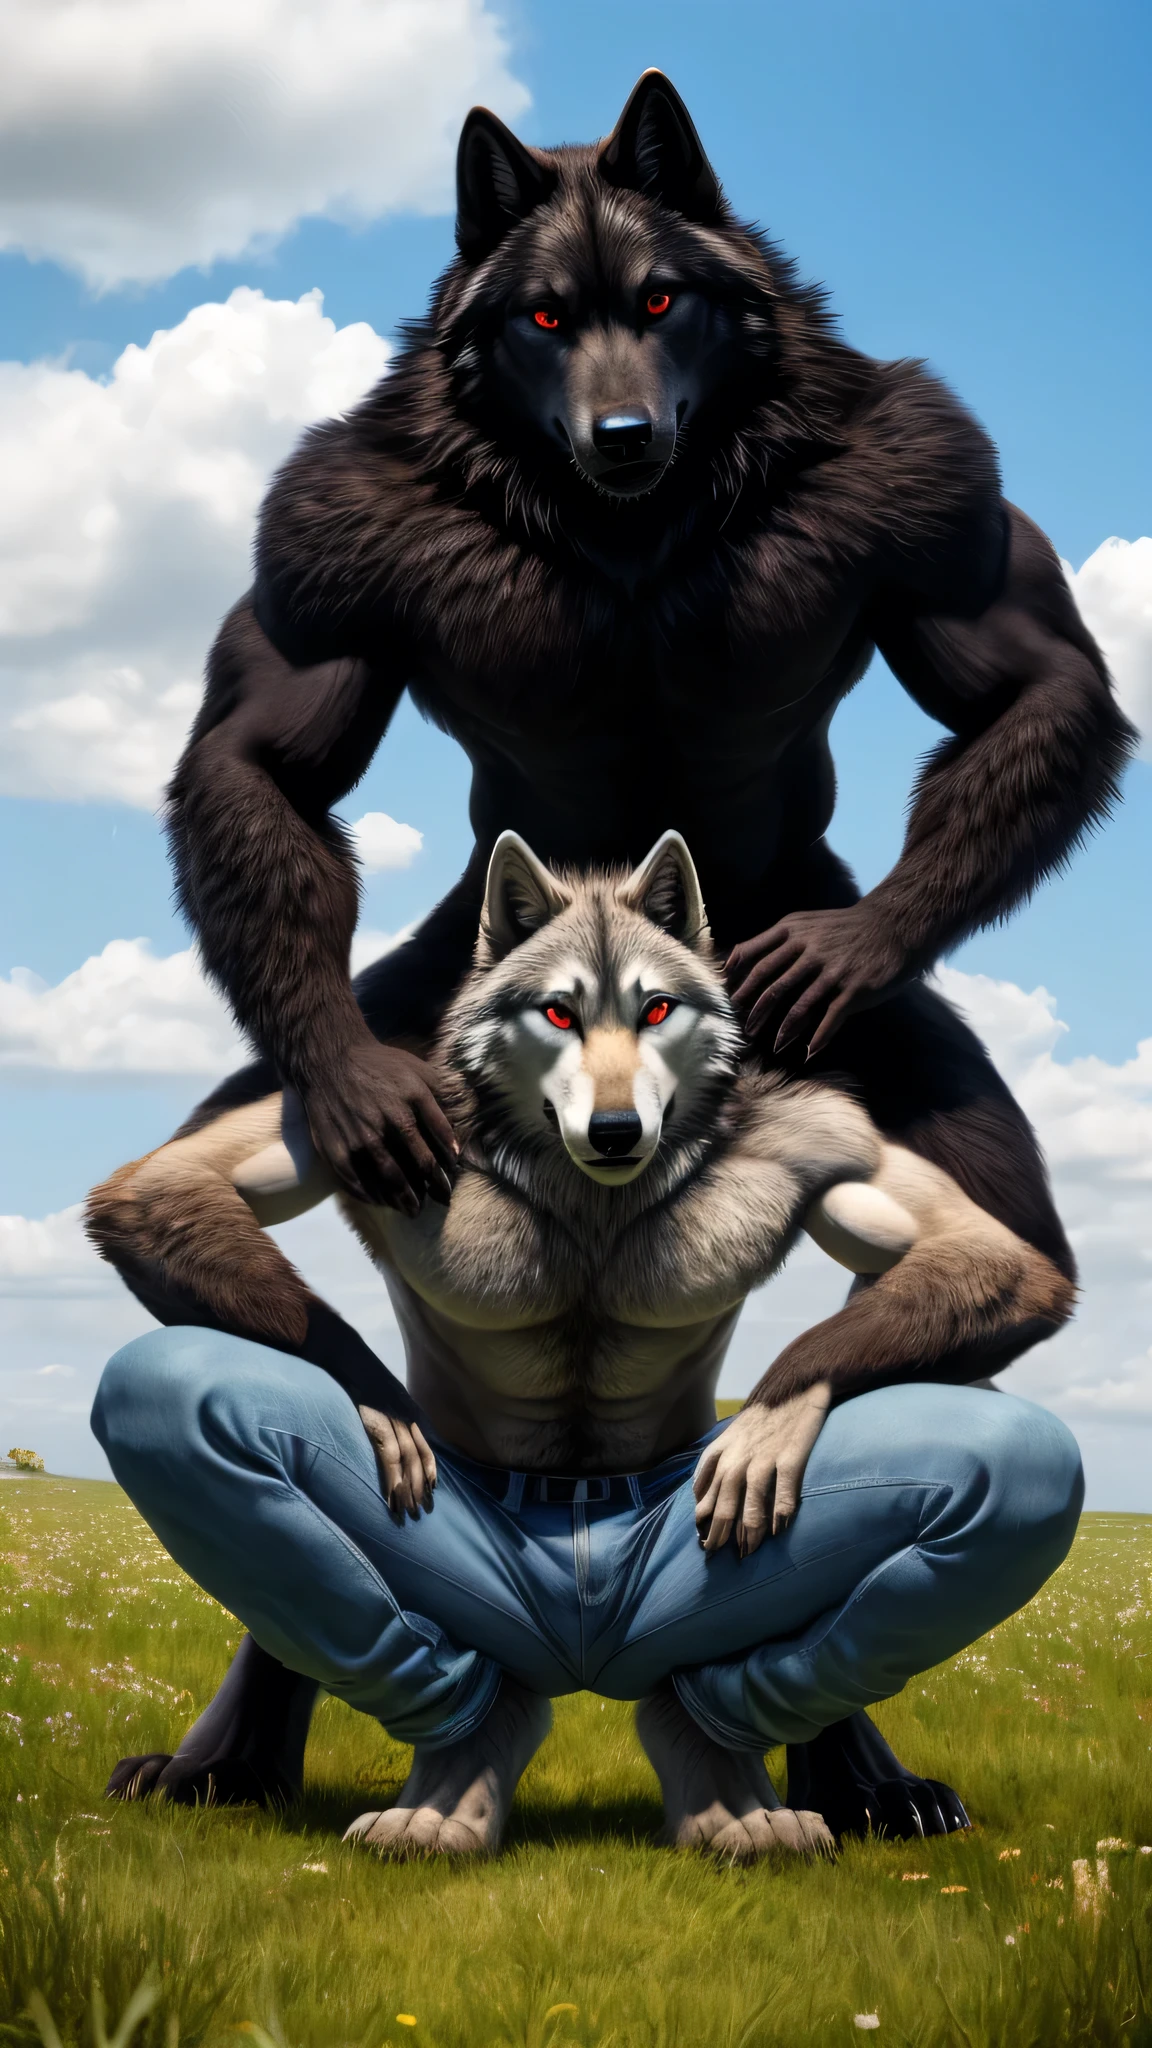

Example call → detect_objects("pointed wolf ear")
617 832 708 946
481 832 573 957
456 108 557 262
598 71 721 221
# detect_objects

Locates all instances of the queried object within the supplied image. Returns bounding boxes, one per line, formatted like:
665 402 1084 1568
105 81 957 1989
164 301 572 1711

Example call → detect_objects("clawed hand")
302 1038 459 1214
359 1405 438 1518
693 1385 832 1557
726 903 908 1057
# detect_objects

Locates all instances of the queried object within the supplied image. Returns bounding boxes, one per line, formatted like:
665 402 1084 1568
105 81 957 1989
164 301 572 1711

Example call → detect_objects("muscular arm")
694 1136 1076 1555
86 1095 437 1509
730 503 1137 1053
168 599 456 1209
754 1139 1075 1407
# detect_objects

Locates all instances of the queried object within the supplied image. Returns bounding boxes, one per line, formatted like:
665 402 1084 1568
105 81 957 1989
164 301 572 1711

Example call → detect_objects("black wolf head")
434 72 835 511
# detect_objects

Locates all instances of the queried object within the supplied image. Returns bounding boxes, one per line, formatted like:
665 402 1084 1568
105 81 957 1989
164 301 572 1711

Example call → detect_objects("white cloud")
0 287 389 806
932 966 1152 1432
0 938 242 1074
935 967 1152 1177
0 919 413 1076
1064 536 1152 757
0 1202 116 1296
0 0 529 289
350 925 412 978
350 811 423 874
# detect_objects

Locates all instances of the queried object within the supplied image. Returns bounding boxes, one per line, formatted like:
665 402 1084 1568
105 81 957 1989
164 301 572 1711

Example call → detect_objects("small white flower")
853 2019 880 2033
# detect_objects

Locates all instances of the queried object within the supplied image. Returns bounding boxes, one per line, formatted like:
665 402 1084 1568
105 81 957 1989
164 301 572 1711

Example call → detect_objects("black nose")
592 412 653 464
588 1110 643 1158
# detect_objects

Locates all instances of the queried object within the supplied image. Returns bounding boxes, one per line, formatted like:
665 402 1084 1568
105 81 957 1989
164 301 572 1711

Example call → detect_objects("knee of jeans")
93 1326 312 1470
946 1393 1084 1587
989 1396 1084 1549
836 1385 1083 1564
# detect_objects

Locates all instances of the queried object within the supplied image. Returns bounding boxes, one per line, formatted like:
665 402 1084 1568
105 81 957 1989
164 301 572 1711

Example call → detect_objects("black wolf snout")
593 413 654 464
588 1110 643 1157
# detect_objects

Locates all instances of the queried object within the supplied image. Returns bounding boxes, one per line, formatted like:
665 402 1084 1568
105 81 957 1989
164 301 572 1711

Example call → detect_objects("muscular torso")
353 1184 739 1471
251 353 947 941
432 618 869 933
338 1077 880 1471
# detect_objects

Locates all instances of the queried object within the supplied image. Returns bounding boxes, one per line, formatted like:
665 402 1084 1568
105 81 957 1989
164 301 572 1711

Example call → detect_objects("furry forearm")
85 1175 405 1414
867 658 1134 964
169 735 370 1087
167 599 400 1086
748 1235 1074 1408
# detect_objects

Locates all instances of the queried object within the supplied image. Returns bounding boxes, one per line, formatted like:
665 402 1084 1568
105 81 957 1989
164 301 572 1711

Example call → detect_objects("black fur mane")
251 145 1001 690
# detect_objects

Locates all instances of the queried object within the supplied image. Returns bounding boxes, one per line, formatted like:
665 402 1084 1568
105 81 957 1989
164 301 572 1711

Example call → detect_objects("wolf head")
441 831 742 1190
440 71 785 503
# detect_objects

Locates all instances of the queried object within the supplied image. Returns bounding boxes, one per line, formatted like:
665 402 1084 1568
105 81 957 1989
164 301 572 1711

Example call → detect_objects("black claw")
786 1710 972 1844
925 1778 971 1832
156 1756 286 1807
106 1752 173 1801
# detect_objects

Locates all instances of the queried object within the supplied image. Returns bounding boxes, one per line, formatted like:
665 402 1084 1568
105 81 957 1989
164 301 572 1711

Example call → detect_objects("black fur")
168 75 1132 1226
151 72 1134 1836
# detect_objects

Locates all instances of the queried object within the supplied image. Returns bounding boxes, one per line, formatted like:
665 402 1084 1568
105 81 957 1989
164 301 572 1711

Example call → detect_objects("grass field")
1 1475 1150 2048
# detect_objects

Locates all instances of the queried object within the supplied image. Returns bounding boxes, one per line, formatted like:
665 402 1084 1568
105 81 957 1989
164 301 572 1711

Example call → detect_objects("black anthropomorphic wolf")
148 73 1132 1835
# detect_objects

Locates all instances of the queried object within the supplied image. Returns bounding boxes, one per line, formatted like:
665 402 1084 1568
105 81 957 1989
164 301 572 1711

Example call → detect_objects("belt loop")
502 1470 525 1514
628 1474 643 1508
575 1477 611 1504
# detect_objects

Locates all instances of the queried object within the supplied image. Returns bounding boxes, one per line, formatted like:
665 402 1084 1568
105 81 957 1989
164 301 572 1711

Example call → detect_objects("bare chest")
342 1167 754 1402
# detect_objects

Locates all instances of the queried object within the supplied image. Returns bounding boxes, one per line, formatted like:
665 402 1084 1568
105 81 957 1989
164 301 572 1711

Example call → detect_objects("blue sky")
0 0 1149 1495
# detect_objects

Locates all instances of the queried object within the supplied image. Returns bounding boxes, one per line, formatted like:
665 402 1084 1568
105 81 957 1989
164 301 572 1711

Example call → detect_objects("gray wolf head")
440 71 782 501
441 832 742 1189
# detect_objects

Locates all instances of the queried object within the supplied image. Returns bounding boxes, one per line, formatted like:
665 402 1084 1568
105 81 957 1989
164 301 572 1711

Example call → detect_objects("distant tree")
6 1447 45 1472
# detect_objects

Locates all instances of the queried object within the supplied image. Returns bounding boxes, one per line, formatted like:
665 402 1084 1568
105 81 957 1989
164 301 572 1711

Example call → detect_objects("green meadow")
1 1474 1150 2048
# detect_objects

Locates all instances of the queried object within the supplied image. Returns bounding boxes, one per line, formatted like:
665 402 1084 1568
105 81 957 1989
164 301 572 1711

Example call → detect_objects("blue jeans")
92 1329 1083 1753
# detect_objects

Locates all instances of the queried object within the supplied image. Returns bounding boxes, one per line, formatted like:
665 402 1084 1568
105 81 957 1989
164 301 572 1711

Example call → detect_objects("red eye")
546 1004 573 1029
644 1000 670 1027
646 292 671 318
534 309 560 330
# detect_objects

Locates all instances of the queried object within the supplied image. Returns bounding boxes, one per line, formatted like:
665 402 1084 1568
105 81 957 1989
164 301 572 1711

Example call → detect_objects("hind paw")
344 1806 492 1859
105 1752 286 1806
106 1753 173 1801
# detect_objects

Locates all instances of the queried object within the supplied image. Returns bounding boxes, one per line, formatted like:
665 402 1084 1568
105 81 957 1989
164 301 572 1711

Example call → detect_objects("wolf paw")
636 1682 834 1865
105 1751 289 1806
343 1806 493 1859
345 1678 551 1861
693 1805 834 1866
786 1711 970 1843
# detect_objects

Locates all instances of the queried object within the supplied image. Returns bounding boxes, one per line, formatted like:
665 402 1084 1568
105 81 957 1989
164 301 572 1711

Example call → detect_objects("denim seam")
671 1667 890 1753
409 1661 503 1752
267 1428 574 1671
670 1671 767 1753
673 1525 946 1752
254 1441 501 1742
608 1483 949 1671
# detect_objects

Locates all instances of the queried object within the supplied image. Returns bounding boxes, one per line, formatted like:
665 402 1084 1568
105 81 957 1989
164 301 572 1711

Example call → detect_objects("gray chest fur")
342 1076 878 1404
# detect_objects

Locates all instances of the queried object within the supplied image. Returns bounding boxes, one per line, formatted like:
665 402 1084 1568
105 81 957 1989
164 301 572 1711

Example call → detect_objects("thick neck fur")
255 146 999 680
368 173 867 572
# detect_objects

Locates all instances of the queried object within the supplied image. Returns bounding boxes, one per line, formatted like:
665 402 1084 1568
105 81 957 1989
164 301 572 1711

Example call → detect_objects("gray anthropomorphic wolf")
89 835 1081 1856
